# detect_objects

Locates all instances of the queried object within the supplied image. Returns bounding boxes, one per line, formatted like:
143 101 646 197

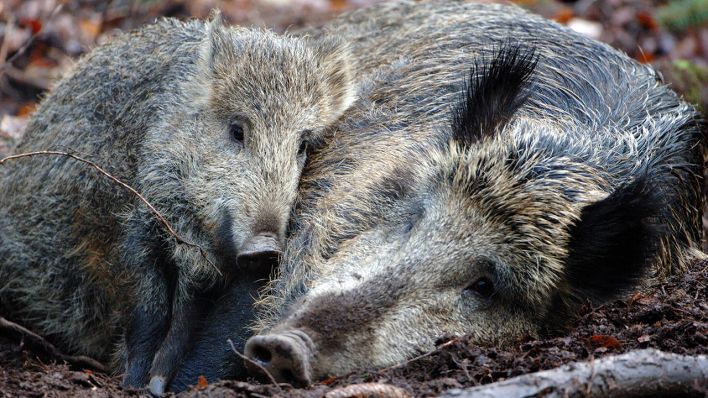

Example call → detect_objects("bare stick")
227 338 285 394
0 4 63 71
326 383 411 398
380 338 460 372
439 349 708 398
0 16 14 70
0 150 220 275
0 316 107 373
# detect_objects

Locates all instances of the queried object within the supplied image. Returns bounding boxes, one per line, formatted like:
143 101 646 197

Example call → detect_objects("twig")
2 63 52 90
0 316 107 373
439 349 708 398
380 338 460 372
227 338 285 394
325 383 411 398
0 150 220 275
1 151 181 242
0 4 63 71
0 16 14 70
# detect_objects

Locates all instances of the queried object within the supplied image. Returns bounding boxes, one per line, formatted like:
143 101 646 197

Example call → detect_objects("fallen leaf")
589 335 622 349
329 0 349 12
636 50 655 63
636 11 658 30
552 8 574 24
16 102 36 117
320 375 338 385
79 18 102 41
197 375 208 389
0 115 29 141
20 18 42 34
567 18 602 40
628 292 643 305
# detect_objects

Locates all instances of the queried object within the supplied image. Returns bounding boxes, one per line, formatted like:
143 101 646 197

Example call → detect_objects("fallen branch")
3 64 53 91
0 150 220 275
0 316 107 373
439 348 707 398
325 383 411 398
0 4 63 71
380 338 460 372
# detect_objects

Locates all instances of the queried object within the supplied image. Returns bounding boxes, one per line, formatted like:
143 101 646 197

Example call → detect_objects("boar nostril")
252 345 273 364
244 333 312 387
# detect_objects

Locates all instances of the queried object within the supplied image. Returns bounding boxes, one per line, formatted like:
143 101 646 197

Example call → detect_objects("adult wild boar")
237 1 704 386
0 11 355 395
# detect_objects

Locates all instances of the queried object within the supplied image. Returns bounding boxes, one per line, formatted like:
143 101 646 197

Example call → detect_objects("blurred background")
0 0 706 155
0 0 706 244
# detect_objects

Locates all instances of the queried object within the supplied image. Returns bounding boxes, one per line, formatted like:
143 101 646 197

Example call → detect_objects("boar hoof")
148 375 167 396
244 332 312 387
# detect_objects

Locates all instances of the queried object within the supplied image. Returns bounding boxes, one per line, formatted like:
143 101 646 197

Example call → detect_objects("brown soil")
1 260 705 397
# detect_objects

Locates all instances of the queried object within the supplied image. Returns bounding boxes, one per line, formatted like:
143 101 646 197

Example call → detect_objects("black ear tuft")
451 43 537 147
565 174 666 304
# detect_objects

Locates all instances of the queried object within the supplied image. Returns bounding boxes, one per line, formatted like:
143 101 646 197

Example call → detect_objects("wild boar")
240 1 704 386
0 11 355 395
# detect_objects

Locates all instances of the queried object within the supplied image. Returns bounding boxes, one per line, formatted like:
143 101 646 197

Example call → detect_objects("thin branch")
439 349 708 398
0 16 14 69
0 4 63 71
0 150 220 275
227 338 285 394
380 338 460 372
325 383 411 398
3 64 52 90
0 316 107 373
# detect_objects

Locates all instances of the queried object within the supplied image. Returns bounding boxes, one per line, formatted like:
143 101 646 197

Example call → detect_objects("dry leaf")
552 8 574 24
589 335 622 349
197 375 208 389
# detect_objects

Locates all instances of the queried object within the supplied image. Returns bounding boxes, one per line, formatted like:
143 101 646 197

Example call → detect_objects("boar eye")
465 277 494 299
230 122 245 143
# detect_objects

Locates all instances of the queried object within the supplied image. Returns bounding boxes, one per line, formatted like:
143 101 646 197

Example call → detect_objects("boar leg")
122 264 171 389
147 276 203 396
168 271 266 391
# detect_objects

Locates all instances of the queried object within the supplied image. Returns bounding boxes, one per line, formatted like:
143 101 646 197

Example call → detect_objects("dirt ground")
1 259 705 397
1 0 707 397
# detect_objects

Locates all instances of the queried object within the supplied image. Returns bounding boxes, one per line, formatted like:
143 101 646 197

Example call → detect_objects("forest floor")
1 0 707 397
1 259 705 397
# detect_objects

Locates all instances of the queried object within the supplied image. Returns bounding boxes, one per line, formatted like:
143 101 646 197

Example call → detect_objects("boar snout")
244 331 313 386
237 233 281 273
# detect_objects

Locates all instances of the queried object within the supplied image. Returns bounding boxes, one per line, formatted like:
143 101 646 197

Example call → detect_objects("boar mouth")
236 232 281 277
216 209 282 276
244 329 314 387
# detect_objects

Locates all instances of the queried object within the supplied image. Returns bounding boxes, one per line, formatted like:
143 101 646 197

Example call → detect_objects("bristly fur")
246 0 703 385
451 43 537 146
0 10 358 389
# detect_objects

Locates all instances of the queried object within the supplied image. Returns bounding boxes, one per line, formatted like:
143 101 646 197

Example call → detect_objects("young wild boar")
0 11 355 395
238 1 704 386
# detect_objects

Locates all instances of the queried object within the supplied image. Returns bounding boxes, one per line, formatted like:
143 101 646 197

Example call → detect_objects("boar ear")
451 43 537 147
201 10 235 73
312 36 357 124
564 174 665 304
